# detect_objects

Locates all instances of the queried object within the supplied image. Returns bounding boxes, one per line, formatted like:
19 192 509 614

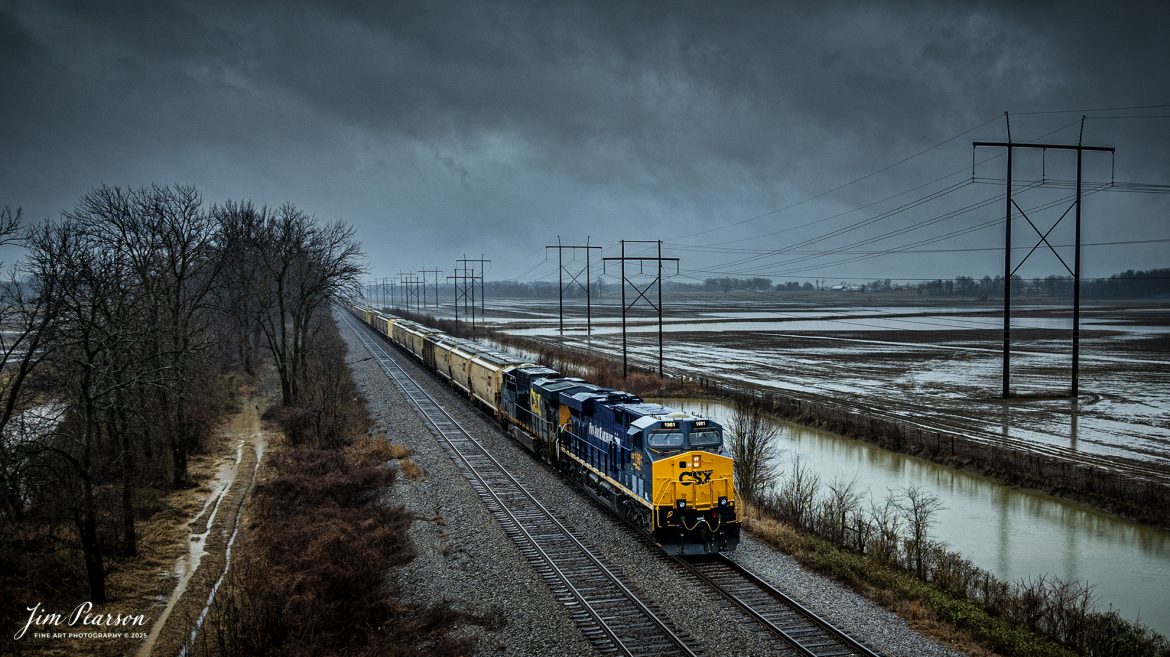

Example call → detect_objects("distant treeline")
915 268 1170 299
368 269 1170 302
439 270 1169 299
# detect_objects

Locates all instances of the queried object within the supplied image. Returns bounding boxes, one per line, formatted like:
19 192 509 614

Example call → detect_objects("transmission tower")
546 236 602 335
448 266 482 333
416 266 442 306
973 112 1114 398
603 240 679 378
457 256 491 323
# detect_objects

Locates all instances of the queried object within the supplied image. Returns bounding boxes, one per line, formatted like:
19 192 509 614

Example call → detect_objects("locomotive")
353 305 740 555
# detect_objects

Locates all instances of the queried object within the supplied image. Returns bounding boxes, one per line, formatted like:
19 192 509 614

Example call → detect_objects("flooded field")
437 296 1170 473
652 397 1170 637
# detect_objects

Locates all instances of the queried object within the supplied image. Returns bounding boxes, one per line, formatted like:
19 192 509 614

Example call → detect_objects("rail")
341 310 701 657
677 555 884 657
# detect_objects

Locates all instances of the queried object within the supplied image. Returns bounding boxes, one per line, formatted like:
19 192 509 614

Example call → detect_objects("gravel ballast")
341 313 968 657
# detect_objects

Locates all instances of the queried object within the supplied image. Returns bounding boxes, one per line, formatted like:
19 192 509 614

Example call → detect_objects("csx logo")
678 469 713 486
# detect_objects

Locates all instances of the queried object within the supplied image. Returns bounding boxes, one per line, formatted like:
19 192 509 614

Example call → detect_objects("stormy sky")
2 0 1169 286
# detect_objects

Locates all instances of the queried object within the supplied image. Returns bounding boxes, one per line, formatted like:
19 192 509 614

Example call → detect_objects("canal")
651 397 1170 638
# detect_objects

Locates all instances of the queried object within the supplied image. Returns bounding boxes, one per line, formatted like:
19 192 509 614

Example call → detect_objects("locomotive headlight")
692 455 701 467
718 496 728 507
676 499 687 509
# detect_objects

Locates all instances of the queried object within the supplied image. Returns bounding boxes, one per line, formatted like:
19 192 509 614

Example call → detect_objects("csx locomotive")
353 305 740 555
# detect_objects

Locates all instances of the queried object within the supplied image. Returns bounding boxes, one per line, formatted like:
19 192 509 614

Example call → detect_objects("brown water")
651 397 1170 637
136 403 267 657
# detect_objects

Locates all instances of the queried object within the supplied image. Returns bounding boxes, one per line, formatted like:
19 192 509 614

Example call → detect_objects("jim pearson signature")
14 602 147 641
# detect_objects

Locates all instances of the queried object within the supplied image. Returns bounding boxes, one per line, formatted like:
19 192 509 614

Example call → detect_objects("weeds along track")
341 312 701 657
677 556 883 657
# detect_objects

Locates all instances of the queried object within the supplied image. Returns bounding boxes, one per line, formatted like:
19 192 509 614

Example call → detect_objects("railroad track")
573 493 882 657
676 556 882 657
341 311 701 657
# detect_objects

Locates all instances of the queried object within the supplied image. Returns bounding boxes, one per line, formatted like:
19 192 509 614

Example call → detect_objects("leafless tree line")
0 185 363 605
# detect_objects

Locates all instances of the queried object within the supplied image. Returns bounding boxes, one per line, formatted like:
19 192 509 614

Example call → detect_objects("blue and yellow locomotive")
355 305 740 555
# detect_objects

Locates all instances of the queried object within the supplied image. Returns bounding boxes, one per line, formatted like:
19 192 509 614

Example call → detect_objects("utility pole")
418 268 443 309
603 240 679 378
401 275 424 314
973 112 1114 398
457 256 491 326
546 236 603 335
396 272 414 309
448 266 482 334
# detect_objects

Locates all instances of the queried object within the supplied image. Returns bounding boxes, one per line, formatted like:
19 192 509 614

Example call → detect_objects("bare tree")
726 401 783 503
75 184 227 488
289 218 364 403
0 207 62 520
868 492 903 566
775 454 820 527
24 217 150 602
896 484 944 579
212 201 268 375
819 474 863 547
250 204 364 406
3 186 366 607
254 204 309 405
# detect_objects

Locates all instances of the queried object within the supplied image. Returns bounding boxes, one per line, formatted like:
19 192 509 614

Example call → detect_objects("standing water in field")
651 397 1170 638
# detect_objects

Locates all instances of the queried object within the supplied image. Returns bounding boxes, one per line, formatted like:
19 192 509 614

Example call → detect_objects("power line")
672 114 1005 241
1012 103 1170 115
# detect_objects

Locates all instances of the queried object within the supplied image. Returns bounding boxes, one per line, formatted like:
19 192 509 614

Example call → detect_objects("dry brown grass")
400 458 425 479
345 435 411 462
194 443 480 657
188 314 483 657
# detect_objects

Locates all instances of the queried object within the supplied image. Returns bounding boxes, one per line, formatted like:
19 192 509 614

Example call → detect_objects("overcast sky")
2 0 1168 286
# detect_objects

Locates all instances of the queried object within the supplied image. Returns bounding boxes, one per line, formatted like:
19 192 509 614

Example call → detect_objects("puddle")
136 403 266 657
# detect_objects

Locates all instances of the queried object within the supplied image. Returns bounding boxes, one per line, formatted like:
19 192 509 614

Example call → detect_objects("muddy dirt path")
134 402 268 657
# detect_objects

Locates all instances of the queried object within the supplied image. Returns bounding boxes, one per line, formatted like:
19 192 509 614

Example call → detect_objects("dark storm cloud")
2 0 1168 283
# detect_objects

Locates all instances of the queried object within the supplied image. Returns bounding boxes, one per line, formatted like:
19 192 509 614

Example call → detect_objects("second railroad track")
342 311 702 657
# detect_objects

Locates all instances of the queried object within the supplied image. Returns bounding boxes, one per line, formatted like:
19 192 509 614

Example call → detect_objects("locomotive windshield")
688 429 722 447
648 431 685 449
647 428 722 450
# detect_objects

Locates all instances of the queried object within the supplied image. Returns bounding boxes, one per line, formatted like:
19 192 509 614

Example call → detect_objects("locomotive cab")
560 395 741 556
628 413 740 555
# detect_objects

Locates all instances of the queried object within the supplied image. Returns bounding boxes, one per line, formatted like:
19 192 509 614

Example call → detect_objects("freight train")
352 304 740 555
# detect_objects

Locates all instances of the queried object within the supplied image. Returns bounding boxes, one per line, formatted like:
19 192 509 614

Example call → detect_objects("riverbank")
739 504 1169 657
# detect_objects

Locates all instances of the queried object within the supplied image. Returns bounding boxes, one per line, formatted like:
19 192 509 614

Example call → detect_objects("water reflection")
650 397 1170 637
